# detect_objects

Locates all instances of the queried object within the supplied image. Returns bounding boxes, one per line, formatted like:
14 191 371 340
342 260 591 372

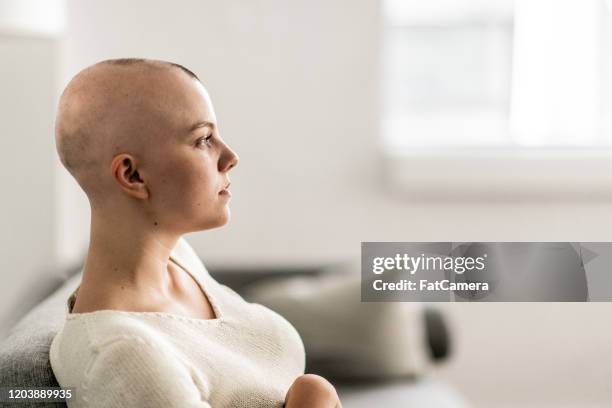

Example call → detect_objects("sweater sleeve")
78 335 211 408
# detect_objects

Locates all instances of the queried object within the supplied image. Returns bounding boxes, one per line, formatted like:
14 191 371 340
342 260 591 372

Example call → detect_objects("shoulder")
51 312 169 370
52 312 169 355
51 315 210 406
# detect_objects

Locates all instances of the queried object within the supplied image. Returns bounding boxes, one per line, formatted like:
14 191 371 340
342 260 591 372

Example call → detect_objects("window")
383 0 611 149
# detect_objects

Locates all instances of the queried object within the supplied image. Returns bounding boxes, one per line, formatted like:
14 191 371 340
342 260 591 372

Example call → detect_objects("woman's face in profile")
143 75 239 234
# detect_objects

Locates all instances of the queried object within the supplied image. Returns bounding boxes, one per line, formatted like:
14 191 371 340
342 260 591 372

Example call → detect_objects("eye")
196 134 214 148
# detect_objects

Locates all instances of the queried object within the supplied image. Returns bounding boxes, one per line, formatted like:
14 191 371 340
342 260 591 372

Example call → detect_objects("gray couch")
0 267 465 407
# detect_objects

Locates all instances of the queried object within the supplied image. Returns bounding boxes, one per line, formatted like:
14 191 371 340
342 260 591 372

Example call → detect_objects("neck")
81 207 182 297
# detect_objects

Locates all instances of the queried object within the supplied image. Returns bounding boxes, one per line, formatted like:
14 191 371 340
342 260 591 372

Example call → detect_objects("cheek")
151 157 217 216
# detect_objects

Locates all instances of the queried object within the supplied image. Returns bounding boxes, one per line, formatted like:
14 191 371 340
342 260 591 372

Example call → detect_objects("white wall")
22 0 612 405
60 0 612 267
60 0 383 267
0 33 58 332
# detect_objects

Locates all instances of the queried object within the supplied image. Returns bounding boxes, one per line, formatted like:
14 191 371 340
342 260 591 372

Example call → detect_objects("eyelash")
196 135 214 148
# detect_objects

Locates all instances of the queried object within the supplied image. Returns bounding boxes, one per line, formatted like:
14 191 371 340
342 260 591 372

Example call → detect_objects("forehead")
161 71 217 131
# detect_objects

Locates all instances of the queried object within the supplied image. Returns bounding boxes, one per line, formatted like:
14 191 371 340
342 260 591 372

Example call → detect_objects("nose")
219 143 239 172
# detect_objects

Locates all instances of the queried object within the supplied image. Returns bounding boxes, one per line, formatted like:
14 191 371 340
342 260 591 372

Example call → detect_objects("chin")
195 210 231 232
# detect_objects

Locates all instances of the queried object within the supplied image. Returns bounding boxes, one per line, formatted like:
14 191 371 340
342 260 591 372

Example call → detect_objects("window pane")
382 2 513 147
383 0 611 148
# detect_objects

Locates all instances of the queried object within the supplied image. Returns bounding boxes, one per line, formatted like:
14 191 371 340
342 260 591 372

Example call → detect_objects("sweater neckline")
169 251 223 321
66 251 224 324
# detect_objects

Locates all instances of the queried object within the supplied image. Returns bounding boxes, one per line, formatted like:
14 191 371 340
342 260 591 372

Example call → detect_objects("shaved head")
55 58 204 204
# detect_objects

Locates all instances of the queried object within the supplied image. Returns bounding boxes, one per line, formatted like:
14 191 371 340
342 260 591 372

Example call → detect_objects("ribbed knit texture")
49 238 306 407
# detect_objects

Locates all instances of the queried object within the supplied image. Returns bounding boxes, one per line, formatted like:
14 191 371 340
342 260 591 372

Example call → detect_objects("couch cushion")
241 264 432 382
0 273 81 407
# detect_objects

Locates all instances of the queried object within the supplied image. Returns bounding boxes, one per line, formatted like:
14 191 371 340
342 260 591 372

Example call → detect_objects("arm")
79 335 211 408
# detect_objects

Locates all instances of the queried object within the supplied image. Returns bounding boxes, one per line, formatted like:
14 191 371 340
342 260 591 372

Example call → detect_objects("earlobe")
110 154 149 199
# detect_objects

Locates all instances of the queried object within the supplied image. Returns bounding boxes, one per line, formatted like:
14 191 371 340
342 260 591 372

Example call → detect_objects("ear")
110 154 149 200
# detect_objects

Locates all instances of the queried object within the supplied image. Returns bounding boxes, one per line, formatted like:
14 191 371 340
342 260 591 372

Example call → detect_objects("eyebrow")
189 120 216 132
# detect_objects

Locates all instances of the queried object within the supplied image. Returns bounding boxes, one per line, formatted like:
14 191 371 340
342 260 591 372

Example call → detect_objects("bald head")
55 58 204 202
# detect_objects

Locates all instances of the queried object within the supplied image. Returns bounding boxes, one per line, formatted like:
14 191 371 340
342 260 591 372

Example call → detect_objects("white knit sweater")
50 238 306 407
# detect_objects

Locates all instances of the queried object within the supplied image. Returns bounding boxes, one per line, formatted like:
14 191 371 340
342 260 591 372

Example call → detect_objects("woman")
50 58 342 408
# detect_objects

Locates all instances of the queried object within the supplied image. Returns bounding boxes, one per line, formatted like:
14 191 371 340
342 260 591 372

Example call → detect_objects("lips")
219 181 231 194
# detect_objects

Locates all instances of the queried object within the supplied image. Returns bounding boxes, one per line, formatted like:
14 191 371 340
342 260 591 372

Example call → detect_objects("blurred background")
2 0 612 406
